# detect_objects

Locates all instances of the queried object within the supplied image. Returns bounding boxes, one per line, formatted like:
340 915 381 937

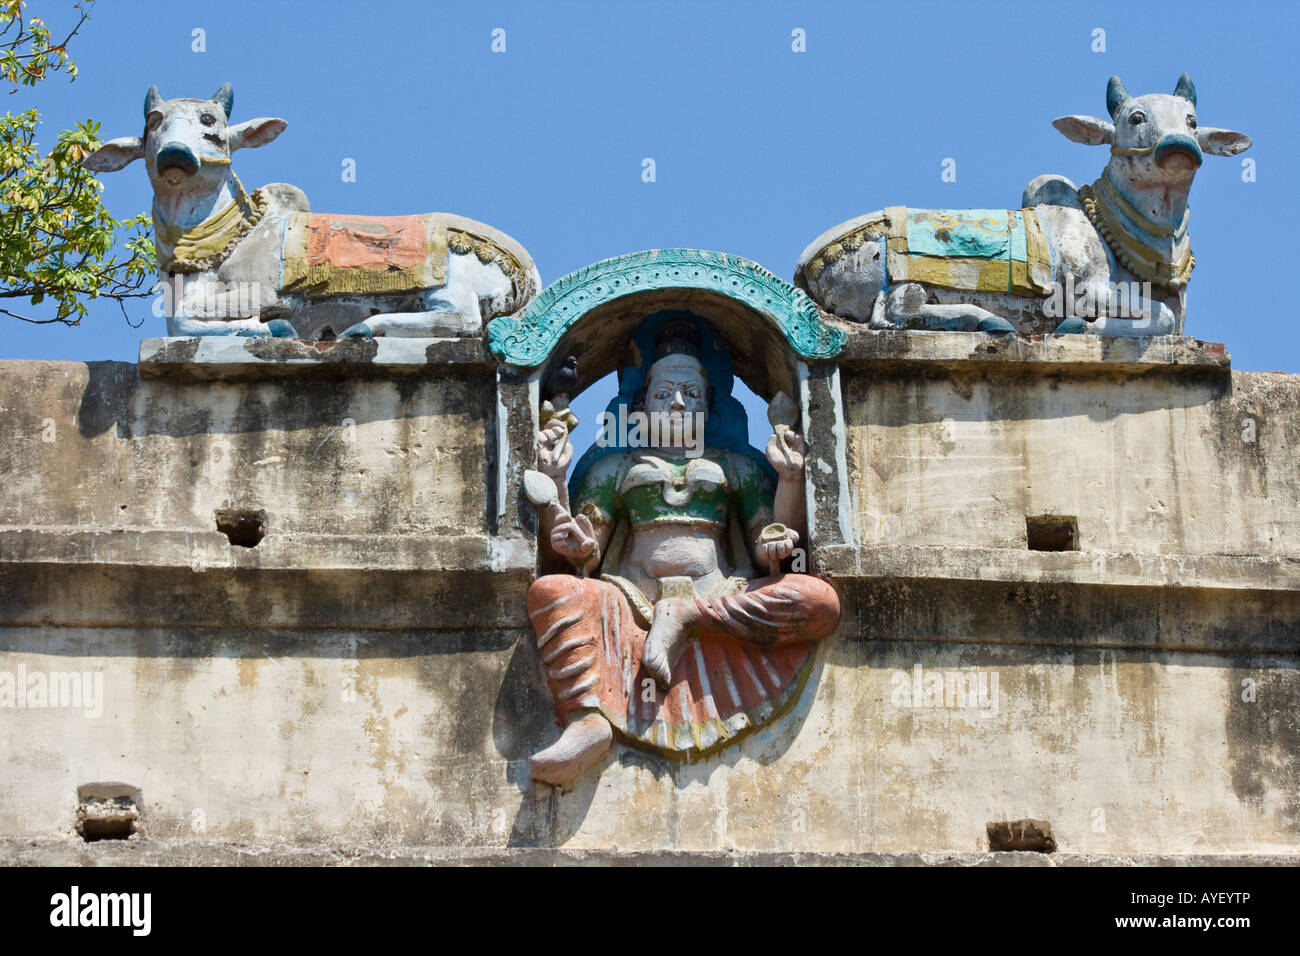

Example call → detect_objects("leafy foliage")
0 1 154 326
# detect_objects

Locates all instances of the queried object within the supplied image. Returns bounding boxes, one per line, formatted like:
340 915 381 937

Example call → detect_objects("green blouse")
572 448 774 532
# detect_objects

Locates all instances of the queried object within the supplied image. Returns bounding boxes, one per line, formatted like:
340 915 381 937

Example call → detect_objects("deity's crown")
652 319 703 362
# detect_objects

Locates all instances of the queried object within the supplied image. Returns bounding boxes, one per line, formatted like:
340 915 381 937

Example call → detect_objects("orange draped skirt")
526 573 840 757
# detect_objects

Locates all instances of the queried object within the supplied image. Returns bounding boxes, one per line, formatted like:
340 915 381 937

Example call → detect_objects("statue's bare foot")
530 712 614 790
643 598 697 689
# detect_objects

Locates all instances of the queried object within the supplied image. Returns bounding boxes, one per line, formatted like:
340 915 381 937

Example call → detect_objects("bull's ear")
1052 115 1114 146
82 136 145 172
1197 127 1252 157
228 117 286 152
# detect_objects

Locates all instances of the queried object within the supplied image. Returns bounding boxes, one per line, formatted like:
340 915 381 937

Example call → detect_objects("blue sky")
4 0 1295 451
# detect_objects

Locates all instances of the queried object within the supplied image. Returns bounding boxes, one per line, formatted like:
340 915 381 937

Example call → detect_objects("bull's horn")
1174 72 1197 106
143 85 162 116
211 82 234 120
1106 75 1130 119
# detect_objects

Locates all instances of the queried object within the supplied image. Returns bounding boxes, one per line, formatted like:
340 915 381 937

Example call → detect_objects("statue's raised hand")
765 428 806 480
537 419 572 479
550 515 597 565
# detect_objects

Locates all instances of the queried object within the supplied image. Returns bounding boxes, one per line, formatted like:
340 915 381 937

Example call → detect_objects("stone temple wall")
0 283 1296 860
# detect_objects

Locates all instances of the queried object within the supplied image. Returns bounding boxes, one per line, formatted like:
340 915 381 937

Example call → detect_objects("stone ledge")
819 543 1299 592
0 563 532 631
0 528 534 574
0 529 535 630
836 330 1231 375
138 335 494 381
0 839 1293 867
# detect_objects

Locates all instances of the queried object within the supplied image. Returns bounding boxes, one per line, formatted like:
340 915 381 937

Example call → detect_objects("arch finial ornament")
487 248 846 367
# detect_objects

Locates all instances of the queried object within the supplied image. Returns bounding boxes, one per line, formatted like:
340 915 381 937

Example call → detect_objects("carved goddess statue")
526 315 841 788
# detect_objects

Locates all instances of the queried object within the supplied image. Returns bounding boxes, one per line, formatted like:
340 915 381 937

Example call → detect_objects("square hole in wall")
987 818 1056 853
1025 515 1078 552
76 782 142 841
215 509 266 548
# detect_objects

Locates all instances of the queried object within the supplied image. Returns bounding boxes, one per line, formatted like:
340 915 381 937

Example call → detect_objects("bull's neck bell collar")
1098 168 1188 239
156 173 268 274
1080 173 1194 292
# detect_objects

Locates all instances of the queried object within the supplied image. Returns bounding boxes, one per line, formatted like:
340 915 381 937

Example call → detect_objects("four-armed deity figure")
525 315 841 788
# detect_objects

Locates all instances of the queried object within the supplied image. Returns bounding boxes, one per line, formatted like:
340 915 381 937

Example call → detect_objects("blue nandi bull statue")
795 74 1250 337
83 84 539 339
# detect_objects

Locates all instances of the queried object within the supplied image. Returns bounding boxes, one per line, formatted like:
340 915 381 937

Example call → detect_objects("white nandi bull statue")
83 84 539 339
796 74 1250 337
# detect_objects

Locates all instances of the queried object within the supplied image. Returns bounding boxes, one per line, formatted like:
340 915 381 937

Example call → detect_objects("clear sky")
4 0 1295 452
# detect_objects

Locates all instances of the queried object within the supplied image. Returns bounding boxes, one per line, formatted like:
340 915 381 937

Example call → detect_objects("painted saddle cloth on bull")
279 212 449 298
883 206 1054 297
528 448 840 757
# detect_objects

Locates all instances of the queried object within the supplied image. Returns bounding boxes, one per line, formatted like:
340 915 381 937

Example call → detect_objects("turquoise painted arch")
486 248 846 368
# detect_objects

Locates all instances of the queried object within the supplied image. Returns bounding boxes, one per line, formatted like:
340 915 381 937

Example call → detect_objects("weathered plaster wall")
1 632 1293 854
845 364 1296 557
0 331 1296 857
1 355 493 538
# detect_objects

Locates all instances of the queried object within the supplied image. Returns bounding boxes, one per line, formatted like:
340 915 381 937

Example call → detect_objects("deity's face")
643 355 708 449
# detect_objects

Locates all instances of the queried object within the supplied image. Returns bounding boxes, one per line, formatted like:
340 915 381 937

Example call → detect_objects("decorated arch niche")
487 248 847 403
489 249 853 790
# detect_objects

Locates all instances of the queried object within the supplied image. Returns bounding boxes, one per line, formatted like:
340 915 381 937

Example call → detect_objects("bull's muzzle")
1153 133 1203 168
155 142 199 177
